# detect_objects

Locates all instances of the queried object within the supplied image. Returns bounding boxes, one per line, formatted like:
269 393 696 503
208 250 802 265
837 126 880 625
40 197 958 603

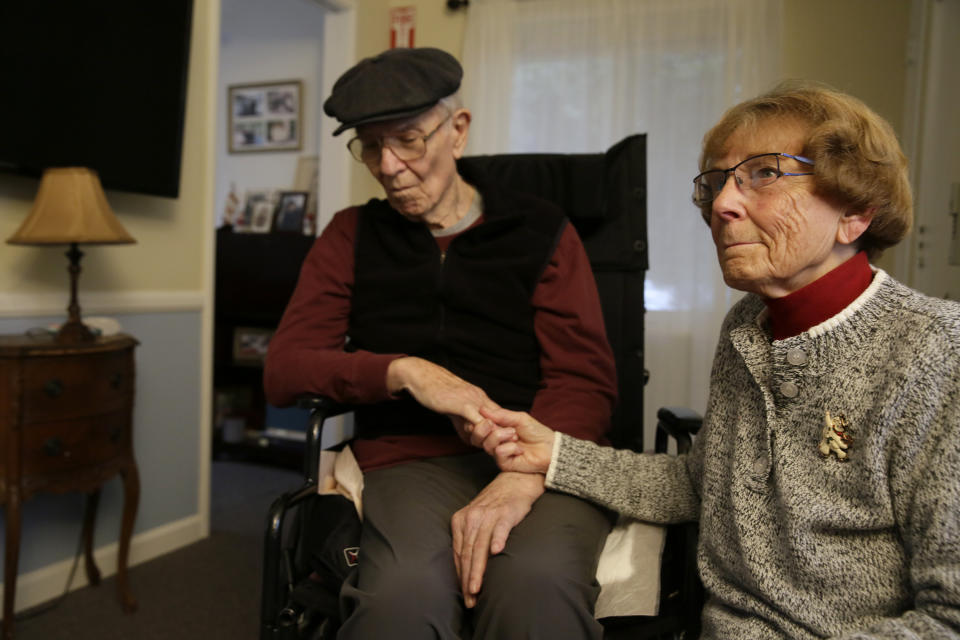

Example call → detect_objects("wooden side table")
0 334 139 640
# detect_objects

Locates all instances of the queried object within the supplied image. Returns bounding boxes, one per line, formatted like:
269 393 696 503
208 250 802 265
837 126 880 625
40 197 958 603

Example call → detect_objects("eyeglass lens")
694 153 803 205
348 113 451 165
348 135 428 164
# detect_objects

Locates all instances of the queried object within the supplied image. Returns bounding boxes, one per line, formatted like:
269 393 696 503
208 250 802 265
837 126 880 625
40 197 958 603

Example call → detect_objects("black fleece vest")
348 180 567 439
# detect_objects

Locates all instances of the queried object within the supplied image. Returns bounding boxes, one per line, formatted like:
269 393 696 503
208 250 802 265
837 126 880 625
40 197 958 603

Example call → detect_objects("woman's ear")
451 108 471 159
837 208 875 246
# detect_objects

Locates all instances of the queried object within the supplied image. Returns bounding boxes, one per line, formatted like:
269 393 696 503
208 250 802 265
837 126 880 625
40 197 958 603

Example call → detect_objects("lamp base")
56 318 96 344
54 243 96 344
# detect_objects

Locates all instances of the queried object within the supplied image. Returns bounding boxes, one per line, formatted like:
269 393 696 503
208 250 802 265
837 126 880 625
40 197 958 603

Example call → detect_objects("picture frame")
249 200 276 233
232 327 274 365
228 80 302 153
273 191 309 234
292 155 320 233
233 189 279 233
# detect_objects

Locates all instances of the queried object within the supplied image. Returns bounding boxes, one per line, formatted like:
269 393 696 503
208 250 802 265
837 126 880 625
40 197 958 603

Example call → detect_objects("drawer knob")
110 373 123 389
44 437 63 456
109 426 123 443
44 379 64 398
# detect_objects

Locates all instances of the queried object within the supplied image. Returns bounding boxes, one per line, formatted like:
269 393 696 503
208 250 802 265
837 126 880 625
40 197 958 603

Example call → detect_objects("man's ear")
837 207 875 246
451 108 471 159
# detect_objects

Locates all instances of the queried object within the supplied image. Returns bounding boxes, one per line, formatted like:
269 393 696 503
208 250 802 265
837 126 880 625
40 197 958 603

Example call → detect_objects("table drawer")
21 412 129 477
21 350 133 424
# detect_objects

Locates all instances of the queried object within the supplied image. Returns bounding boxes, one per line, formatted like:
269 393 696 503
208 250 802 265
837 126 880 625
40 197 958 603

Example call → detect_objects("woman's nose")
712 175 746 222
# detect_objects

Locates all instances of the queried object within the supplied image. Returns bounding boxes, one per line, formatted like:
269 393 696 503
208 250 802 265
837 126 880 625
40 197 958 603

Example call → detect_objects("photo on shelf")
232 327 273 365
233 189 279 232
249 200 276 233
292 155 319 234
273 191 309 233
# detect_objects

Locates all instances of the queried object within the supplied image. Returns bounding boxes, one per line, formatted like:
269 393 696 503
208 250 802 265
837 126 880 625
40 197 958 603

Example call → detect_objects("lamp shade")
7 167 136 245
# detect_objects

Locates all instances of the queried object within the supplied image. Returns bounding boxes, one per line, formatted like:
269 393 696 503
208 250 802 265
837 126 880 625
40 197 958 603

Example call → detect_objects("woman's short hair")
699 80 913 257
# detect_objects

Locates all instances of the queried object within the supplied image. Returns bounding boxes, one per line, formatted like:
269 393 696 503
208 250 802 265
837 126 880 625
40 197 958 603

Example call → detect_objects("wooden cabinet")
0 334 139 640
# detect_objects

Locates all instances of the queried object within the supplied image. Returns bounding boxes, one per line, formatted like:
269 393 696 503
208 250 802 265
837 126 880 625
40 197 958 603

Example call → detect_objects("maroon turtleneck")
764 252 873 340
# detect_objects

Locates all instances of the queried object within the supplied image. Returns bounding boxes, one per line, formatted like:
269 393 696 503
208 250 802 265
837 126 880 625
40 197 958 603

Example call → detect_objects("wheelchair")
260 134 704 639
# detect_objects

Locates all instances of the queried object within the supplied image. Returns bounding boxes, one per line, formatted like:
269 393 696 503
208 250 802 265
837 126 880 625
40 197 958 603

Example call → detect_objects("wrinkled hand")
451 472 545 608
387 357 499 444
470 407 556 474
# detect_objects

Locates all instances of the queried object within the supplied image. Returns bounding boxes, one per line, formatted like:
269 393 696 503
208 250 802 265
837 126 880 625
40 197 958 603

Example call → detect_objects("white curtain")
461 0 783 448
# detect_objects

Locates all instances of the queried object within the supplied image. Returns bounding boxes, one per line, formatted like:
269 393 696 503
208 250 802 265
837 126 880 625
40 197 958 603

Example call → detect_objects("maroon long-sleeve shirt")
264 206 617 471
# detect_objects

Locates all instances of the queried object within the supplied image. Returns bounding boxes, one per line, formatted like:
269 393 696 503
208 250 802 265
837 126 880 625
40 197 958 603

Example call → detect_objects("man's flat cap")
324 47 462 136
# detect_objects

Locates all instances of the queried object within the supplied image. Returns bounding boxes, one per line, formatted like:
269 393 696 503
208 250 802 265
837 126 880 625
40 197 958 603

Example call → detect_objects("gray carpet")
11 460 302 640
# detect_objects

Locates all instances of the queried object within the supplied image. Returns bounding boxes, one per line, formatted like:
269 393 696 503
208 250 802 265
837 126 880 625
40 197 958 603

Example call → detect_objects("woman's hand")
472 407 556 474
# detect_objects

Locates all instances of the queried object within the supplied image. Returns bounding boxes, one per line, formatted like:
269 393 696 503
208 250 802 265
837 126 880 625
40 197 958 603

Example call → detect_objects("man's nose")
377 144 406 176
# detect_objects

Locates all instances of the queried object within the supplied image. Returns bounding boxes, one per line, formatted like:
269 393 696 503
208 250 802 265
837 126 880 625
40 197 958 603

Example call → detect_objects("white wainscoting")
0 290 204 318
0 514 204 613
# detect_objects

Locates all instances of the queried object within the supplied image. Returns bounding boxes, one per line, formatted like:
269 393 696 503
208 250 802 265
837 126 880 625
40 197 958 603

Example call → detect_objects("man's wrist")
498 470 546 494
385 356 416 395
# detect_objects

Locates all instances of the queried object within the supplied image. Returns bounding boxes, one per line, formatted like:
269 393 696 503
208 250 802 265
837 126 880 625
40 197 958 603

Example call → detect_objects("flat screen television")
0 1 194 198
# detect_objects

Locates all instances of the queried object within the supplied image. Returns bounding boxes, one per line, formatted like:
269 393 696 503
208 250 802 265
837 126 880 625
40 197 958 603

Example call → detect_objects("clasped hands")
385 357 557 608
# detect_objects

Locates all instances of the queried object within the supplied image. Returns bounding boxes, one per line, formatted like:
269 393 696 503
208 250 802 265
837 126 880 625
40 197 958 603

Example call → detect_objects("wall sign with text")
390 6 416 48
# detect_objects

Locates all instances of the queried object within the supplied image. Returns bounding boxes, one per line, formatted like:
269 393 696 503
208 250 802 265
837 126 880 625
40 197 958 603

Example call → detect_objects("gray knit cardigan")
547 270 960 638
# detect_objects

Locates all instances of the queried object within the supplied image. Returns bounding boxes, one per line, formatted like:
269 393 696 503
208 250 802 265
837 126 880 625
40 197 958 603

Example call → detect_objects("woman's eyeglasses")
692 152 814 207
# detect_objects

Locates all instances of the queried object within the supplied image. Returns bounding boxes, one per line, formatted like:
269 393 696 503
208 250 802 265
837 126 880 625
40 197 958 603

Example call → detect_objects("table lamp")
7 167 136 344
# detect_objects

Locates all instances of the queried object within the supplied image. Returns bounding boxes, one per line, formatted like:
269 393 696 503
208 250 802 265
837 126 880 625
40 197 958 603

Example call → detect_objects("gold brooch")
819 410 853 461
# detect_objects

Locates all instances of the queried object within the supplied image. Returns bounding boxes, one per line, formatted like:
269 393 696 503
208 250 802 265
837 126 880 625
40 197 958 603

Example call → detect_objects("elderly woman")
471 82 960 638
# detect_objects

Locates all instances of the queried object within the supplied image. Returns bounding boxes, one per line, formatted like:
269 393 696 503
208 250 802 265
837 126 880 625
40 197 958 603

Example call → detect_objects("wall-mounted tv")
0 1 194 198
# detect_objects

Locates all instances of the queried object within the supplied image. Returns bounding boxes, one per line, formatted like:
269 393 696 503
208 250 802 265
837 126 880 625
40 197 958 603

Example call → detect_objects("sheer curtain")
461 0 783 448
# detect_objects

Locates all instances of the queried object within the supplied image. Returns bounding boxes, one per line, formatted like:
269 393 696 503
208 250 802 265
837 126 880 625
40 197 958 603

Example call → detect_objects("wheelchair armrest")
294 394 358 485
295 394 355 416
652 407 705 637
260 395 359 639
654 406 702 455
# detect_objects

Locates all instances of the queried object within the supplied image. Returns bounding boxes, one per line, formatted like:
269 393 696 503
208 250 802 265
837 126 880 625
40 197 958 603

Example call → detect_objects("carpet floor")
10 459 302 640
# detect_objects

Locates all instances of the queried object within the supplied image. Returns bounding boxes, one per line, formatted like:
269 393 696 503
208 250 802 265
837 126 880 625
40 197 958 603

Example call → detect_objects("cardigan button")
779 381 799 398
786 348 808 366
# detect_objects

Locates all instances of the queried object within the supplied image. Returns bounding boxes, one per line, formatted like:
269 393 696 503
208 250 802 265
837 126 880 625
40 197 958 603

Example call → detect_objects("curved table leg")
116 460 140 613
81 489 102 586
3 487 21 640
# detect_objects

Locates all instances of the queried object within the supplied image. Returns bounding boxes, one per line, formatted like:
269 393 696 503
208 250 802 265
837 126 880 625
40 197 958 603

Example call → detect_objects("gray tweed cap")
323 47 463 136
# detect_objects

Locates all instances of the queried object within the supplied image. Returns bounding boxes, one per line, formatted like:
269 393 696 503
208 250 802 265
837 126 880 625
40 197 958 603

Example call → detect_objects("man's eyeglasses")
692 152 814 207
347 112 452 165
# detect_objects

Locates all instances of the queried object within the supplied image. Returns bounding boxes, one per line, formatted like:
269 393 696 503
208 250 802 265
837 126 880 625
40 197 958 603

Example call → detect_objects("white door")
911 0 960 300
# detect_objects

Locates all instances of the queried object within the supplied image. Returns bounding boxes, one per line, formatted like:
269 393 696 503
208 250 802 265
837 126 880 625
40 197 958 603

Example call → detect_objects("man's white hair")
438 91 463 113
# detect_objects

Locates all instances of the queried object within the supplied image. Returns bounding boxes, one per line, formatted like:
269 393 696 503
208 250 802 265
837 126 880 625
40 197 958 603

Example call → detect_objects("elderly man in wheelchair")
264 46 619 640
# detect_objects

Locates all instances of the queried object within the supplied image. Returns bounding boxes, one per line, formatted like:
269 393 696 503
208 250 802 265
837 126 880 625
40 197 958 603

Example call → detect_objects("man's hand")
386 356 500 443
451 471 545 608
470 407 556 474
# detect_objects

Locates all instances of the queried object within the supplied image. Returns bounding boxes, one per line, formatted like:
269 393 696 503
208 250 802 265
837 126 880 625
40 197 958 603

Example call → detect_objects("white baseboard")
1 514 205 613
0 290 204 318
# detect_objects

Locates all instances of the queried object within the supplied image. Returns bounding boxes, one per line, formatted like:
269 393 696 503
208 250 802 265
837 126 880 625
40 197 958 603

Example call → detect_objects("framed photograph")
249 200 276 233
273 191 309 233
228 80 302 153
234 189 279 233
233 327 273 365
292 155 320 233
